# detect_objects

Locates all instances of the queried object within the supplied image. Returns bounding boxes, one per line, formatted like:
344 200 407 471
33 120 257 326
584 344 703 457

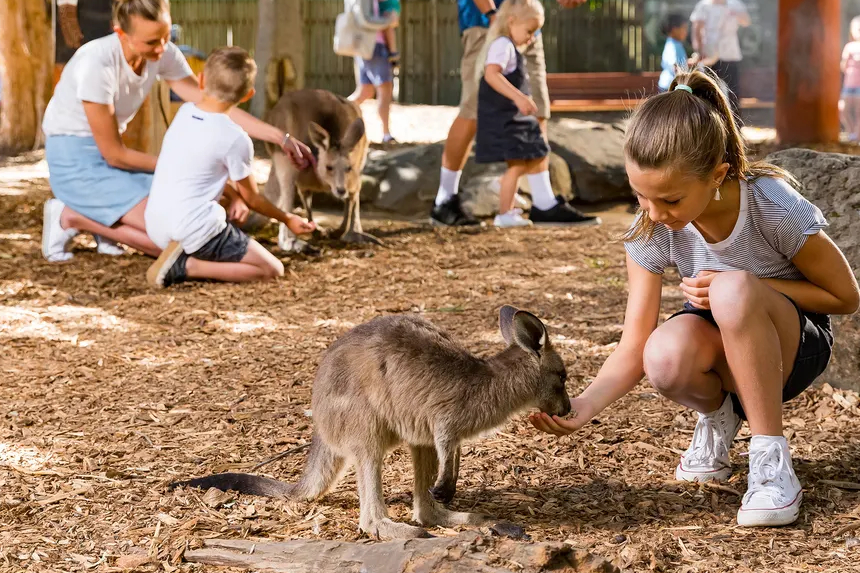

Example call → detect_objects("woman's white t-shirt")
42 33 193 137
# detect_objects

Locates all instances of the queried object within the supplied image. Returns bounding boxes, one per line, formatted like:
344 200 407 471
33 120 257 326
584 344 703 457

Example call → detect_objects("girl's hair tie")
674 84 693 94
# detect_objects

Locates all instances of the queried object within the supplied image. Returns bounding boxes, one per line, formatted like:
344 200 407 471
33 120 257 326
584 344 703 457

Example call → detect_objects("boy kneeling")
145 47 315 287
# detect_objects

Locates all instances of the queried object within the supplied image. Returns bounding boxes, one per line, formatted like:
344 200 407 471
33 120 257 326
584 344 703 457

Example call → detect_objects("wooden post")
775 0 841 144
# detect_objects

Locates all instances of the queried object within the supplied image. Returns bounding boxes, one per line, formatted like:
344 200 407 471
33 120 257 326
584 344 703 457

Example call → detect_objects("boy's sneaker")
95 235 126 256
494 208 533 228
430 194 479 227
675 394 741 482
146 241 188 288
737 436 802 527
42 199 79 262
529 196 601 227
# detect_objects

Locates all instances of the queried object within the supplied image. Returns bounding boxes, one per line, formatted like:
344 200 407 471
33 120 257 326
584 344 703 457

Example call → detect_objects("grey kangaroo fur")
250 88 378 255
172 305 571 539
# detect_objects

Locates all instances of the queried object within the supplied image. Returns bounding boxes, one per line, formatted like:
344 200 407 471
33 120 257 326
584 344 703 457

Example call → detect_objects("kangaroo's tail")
171 434 343 500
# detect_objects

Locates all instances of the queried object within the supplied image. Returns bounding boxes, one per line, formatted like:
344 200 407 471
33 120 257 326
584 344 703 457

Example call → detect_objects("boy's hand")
528 396 593 437
680 270 720 310
227 197 250 226
516 94 539 117
286 214 317 236
282 135 315 171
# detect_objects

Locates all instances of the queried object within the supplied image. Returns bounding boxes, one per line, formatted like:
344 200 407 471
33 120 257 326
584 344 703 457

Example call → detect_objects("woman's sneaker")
146 241 188 288
737 436 802 527
675 394 741 482
494 208 533 228
95 235 126 256
529 196 601 226
42 199 79 262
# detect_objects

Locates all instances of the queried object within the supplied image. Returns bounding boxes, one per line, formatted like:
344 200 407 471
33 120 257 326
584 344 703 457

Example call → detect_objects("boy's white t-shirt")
485 37 518 74
42 34 193 137
145 103 254 254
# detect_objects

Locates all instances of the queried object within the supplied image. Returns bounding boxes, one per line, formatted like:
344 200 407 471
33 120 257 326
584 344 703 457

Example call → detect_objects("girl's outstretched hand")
529 396 593 437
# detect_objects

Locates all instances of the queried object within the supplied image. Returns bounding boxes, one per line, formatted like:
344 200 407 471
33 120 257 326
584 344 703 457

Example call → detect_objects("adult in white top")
689 0 750 118
40 0 313 262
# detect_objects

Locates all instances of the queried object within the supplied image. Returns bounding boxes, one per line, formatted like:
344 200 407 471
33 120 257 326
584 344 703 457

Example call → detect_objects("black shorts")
190 223 250 263
668 297 833 421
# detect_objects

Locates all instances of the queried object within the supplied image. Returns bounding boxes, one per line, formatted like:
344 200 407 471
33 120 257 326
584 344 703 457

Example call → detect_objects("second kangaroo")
173 305 572 539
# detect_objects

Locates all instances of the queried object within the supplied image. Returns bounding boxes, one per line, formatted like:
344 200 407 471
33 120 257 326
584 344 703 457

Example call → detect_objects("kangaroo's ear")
308 121 330 151
341 117 365 151
511 310 547 355
499 305 519 345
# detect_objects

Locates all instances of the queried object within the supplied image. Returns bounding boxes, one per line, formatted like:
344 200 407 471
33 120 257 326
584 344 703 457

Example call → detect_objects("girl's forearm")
577 344 646 418
484 69 524 103
763 278 857 315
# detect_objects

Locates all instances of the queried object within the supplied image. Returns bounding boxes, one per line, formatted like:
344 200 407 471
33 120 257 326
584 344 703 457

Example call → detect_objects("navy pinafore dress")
475 37 549 164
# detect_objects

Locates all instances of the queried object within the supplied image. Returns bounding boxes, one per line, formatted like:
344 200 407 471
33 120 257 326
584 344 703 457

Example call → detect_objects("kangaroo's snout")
334 187 348 199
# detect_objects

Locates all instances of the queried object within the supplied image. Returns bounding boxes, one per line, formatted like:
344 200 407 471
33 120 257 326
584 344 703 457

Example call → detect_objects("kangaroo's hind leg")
354 451 428 539
410 445 527 538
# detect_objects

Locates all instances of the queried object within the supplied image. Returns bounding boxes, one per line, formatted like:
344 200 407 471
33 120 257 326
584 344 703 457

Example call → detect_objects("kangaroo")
259 88 379 255
172 305 571 539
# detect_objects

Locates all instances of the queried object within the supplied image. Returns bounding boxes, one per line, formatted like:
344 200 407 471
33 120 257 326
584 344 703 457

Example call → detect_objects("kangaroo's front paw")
429 482 456 505
278 238 321 257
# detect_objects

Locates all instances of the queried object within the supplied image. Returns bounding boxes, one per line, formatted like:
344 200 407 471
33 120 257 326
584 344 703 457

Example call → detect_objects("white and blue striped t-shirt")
625 177 828 280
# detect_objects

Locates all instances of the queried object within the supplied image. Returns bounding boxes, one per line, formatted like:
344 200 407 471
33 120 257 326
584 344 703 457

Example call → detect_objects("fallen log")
183 531 623 573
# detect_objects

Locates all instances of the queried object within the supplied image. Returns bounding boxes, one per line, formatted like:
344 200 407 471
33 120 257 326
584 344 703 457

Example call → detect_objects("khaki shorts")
458 28 550 120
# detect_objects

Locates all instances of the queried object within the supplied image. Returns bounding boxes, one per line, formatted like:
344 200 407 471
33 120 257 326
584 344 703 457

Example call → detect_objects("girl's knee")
709 271 762 327
643 332 694 394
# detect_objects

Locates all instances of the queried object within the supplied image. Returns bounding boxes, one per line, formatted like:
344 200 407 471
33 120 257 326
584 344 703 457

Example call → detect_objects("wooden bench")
547 70 775 112
547 72 660 112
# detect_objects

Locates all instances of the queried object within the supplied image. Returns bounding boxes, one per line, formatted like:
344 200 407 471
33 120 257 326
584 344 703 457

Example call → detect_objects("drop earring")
714 186 722 201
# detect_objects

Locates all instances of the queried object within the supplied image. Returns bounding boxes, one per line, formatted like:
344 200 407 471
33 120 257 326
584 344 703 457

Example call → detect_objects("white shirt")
690 0 749 62
145 103 254 254
43 34 193 137
485 37 518 74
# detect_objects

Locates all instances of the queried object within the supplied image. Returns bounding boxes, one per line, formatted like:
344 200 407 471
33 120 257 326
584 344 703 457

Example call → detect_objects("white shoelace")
744 442 792 502
686 415 720 465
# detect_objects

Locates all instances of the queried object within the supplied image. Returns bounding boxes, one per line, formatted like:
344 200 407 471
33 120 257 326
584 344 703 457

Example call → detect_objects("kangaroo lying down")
259 88 379 255
173 306 571 539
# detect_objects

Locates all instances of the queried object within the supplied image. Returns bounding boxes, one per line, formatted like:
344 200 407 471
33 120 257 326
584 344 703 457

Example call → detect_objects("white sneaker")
494 208 533 228
737 436 802 527
675 394 741 482
95 235 126 256
42 199 78 262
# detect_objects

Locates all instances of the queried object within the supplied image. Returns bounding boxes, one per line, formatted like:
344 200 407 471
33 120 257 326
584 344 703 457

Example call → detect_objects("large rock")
358 143 574 218
765 149 860 392
547 118 633 204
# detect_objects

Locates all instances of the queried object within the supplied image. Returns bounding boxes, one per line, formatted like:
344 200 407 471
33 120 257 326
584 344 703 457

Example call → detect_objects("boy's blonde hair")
475 0 545 82
203 47 257 105
113 0 170 33
623 67 796 242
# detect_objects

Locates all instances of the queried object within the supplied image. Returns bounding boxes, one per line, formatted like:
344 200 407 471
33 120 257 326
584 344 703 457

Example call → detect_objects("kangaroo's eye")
345 166 353 173
326 165 334 172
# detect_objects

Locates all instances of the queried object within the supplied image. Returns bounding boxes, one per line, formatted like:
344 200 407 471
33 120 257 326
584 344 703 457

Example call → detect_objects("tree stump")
184 531 624 573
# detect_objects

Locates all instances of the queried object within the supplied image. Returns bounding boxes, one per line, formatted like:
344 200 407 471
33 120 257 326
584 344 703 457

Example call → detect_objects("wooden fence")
169 0 780 105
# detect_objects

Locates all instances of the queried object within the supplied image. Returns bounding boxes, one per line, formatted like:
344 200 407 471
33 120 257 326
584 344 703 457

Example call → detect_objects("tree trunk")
0 0 53 154
183 531 623 573
250 0 305 118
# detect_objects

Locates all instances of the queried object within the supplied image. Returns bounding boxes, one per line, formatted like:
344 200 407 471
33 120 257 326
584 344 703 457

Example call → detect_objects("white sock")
435 167 461 206
526 171 557 211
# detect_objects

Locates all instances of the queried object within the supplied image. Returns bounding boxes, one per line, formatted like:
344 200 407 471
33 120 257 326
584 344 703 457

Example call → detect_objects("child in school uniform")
530 68 860 527
840 16 860 141
475 0 596 228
